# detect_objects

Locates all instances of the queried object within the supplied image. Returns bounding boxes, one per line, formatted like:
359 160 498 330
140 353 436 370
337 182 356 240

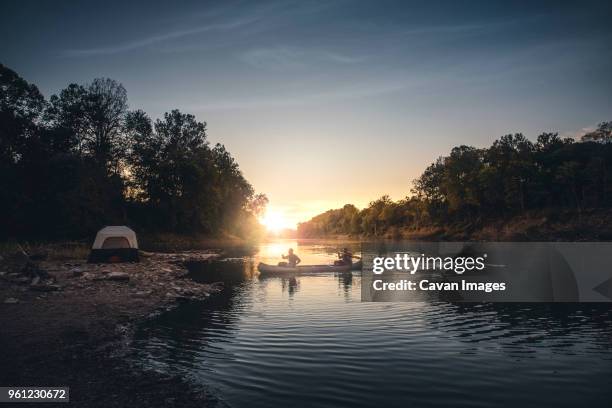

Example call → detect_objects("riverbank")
0 248 225 407
297 209 612 241
400 209 612 241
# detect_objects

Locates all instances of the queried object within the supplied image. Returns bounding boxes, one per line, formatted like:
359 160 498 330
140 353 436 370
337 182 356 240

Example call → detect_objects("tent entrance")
88 226 140 263
102 237 131 249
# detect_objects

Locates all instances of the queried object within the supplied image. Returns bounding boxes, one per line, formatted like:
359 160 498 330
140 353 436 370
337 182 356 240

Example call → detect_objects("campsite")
0 237 223 407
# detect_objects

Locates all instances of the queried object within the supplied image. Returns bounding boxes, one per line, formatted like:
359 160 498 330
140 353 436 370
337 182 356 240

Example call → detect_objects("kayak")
258 260 362 274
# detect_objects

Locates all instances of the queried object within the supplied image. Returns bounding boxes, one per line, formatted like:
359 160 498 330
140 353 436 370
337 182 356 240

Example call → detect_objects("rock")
0 271 7 277
30 276 41 286
30 284 60 292
4 297 19 304
71 268 84 277
209 282 225 292
107 272 130 281
10 276 31 284
139 250 154 258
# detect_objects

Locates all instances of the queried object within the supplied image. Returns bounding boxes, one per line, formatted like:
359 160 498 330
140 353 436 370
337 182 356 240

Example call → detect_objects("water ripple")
130 257 612 408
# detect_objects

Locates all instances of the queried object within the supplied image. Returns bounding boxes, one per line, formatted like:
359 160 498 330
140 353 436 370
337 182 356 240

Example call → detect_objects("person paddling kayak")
335 248 360 266
280 248 301 267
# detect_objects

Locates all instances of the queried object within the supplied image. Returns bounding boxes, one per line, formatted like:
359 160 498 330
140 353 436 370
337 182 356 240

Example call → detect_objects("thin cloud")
240 46 367 70
182 76 428 111
62 18 256 57
560 126 597 140
61 0 340 57
410 13 548 37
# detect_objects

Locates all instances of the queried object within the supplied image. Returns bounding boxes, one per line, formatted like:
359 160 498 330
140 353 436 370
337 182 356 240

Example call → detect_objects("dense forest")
298 122 612 238
0 64 267 241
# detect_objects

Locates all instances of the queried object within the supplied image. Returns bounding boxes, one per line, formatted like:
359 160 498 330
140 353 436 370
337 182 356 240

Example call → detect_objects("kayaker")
281 248 301 267
336 248 359 266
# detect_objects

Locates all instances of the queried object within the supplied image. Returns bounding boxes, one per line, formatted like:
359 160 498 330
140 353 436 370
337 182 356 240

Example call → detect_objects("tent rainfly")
88 226 139 263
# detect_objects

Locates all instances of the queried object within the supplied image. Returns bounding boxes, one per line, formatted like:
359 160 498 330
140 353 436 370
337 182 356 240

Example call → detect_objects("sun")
260 210 288 233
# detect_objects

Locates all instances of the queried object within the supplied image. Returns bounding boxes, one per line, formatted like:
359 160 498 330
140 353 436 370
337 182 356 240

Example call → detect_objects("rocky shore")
0 247 225 407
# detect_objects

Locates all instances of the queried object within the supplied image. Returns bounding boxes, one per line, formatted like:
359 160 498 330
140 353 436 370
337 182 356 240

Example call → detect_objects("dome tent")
88 226 139 263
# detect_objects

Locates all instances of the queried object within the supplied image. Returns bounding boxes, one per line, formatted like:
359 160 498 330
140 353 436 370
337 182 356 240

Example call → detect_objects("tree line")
0 64 267 240
297 122 612 238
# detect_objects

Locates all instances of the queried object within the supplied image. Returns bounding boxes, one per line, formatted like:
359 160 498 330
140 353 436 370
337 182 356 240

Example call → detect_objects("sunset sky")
2 0 611 228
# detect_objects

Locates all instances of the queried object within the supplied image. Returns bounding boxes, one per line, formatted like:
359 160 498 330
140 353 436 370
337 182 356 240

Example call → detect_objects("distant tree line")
0 64 267 240
298 122 612 238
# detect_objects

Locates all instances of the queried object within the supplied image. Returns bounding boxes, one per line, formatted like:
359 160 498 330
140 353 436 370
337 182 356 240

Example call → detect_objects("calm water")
132 240 612 408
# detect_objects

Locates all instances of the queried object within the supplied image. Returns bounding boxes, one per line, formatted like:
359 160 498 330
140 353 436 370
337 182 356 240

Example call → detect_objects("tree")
0 63 46 163
124 109 158 201
248 194 269 218
47 78 128 173
1 64 264 240
441 146 484 218
0 64 47 237
299 121 612 238
536 132 563 152
582 122 612 144
555 161 583 212
125 109 261 234
485 134 534 213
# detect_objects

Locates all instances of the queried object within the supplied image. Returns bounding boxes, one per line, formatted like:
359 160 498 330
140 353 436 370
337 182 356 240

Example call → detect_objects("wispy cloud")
240 46 367 70
61 0 341 57
181 75 429 111
398 16 542 37
62 17 256 57
560 126 596 140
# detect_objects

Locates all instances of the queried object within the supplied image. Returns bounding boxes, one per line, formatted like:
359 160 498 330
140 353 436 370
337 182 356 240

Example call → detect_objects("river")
131 239 612 408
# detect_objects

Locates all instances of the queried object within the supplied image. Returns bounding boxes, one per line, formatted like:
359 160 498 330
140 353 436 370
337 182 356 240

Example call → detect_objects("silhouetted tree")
298 124 612 238
0 65 265 240
47 78 128 173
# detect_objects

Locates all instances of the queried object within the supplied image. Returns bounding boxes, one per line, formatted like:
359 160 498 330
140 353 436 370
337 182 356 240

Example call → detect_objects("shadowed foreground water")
131 241 612 408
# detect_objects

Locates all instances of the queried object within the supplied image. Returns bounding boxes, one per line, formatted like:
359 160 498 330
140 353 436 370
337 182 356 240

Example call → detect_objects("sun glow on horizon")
260 209 294 233
258 198 372 233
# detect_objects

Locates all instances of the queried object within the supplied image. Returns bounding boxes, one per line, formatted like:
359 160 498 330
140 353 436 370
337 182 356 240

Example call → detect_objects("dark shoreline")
296 209 612 242
0 251 225 407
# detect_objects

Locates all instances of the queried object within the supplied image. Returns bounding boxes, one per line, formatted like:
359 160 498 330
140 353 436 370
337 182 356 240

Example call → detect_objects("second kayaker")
336 248 360 266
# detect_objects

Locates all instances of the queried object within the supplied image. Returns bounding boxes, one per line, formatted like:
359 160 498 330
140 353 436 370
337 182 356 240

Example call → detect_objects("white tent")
89 226 139 263
92 226 138 249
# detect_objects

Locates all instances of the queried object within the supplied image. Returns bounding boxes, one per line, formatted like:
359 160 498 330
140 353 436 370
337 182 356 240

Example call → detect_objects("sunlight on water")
131 240 612 408
255 239 361 266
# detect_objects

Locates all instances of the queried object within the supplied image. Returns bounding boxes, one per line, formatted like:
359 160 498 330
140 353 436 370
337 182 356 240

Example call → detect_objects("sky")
2 0 611 229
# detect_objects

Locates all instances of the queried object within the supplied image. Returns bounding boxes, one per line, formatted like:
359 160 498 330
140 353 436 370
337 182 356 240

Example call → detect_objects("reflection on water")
131 240 612 408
